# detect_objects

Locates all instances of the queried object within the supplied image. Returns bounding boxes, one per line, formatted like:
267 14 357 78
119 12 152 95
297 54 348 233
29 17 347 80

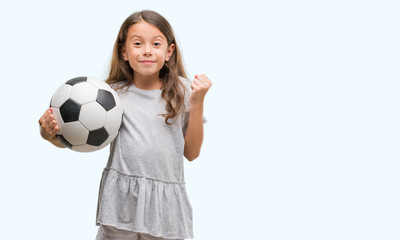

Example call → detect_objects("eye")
133 42 142 46
153 42 162 47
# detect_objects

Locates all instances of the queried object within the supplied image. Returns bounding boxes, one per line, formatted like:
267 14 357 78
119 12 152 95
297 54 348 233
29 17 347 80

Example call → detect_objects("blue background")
0 0 399 239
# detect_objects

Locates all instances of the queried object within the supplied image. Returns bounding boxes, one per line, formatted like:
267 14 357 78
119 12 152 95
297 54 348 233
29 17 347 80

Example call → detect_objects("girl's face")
122 21 175 80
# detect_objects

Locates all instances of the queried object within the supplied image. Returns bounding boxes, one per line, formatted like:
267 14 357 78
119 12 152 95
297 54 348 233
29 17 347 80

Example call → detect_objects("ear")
165 44 175 61
121 47 129 61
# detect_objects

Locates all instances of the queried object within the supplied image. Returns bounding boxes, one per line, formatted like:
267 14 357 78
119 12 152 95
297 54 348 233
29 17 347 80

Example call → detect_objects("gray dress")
96 77 201 239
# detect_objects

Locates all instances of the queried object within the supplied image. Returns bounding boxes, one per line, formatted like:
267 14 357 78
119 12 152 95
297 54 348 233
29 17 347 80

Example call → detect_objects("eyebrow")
129 35 165 41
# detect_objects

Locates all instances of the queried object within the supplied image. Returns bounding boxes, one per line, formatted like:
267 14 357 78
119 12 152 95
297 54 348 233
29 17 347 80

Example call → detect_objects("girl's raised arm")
184 74 212 161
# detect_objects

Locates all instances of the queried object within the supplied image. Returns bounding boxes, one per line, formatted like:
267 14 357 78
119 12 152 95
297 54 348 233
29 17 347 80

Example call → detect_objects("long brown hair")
106 10 187 124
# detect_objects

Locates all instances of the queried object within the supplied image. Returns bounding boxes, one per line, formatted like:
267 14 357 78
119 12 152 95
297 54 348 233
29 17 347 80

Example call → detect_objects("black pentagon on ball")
66 76 87 86
57 134 72 148
96 89 116 111
59 99 81 122
87 127 109 146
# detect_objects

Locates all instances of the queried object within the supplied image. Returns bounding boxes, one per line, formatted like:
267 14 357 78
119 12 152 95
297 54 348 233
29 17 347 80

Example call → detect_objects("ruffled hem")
96 168 193 239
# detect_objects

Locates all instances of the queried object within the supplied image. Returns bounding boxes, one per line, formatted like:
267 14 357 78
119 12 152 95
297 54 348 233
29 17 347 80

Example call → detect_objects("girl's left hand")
190 74 212 105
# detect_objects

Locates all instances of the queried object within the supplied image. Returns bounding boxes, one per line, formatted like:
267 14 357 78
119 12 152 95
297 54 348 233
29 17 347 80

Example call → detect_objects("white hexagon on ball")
69 82 98 105
87 77 113 92
79 102 107 131
104 107 123 135
62 121 89 145
50 84 72 108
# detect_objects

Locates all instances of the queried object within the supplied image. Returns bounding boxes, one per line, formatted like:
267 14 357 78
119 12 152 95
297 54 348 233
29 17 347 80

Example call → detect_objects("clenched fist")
190 74 212 105
38 109 59 141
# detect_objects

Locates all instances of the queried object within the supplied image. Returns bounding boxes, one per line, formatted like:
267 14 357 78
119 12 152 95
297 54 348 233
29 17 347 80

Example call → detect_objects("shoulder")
109 81 130 94
179 76 191 86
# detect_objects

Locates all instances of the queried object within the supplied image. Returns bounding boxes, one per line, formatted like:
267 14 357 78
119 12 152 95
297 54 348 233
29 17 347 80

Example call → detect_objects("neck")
133 73 162 90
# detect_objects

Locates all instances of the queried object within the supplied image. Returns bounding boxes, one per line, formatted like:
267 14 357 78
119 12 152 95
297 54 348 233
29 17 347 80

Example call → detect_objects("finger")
48 119 58 129
44 113 57 126
44 108 53 118
44 122 57 136
191 81 200 90
49 124 59 136
193 79 208 91
43 117 55 130
39 109 53 125
195 73 205 81
195 74 210 85
192 81 202 91
44 122 53 133
194 74 204 83
192 79 201 86
198 74 211 86
193 74 212 91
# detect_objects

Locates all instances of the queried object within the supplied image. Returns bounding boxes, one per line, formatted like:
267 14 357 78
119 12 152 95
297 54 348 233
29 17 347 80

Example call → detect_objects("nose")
143 44 152 56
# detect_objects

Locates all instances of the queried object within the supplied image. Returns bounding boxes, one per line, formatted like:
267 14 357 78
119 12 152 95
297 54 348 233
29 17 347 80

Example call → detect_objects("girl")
38 10 211 240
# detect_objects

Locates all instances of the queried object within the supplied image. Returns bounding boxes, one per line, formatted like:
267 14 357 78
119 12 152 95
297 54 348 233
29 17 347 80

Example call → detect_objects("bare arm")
184 103 204 161
184 74 212 161
38 109 66 148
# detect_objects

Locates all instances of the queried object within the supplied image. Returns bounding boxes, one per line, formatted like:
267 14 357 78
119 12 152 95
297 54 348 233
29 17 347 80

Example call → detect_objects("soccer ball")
50 76 123 152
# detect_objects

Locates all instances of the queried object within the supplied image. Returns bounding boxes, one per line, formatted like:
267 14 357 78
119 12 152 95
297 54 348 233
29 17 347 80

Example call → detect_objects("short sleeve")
202 115 208 124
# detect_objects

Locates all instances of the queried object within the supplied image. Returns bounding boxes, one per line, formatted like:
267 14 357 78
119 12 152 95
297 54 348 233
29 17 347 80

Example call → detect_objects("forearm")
49 137 67 148
40 129 66 148
184 103 204 161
